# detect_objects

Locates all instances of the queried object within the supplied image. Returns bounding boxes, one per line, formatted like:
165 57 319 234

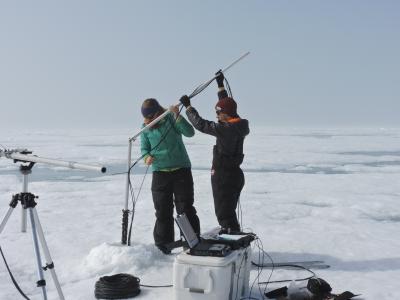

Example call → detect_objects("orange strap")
227 117 241 123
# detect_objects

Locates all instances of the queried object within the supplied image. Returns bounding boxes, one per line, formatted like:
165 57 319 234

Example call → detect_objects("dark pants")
151 168 200 246
211 167 244 232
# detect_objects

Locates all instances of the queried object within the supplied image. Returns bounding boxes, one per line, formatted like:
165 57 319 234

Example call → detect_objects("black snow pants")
211 166 244 232
151 168 200 246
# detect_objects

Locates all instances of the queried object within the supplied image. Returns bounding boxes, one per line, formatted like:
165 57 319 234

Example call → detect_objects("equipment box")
173 247 252 300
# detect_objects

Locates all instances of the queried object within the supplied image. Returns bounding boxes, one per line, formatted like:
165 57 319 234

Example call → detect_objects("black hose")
94 274 140 299
0 245 31 300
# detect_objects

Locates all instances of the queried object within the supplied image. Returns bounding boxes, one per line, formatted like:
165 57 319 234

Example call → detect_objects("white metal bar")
7 153 106 173
130 109 172 142
222 51 250 73
124 139 133 210
128 51 251 141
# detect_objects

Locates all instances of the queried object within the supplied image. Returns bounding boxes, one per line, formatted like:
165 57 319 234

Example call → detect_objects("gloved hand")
169 105 180 119
215 70 224 87
179 95 191 108
145 155 154 165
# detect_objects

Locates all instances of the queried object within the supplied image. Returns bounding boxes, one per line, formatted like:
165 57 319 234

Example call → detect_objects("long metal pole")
192 51 251 91
124 139 133 211
222 51 250 73
121 139 133 244
6 152 106 173
128 51 251 140
130 109 173 142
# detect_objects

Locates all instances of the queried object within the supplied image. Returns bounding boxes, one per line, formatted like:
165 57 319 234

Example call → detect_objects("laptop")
175 214 231 257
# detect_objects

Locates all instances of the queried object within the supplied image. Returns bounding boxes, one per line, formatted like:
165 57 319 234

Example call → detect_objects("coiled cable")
94 274 140 299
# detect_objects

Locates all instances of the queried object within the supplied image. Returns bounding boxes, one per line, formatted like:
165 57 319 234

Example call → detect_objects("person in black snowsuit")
179 72 249 232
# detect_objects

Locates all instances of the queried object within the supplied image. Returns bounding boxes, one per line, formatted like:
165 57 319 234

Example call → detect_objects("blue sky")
0 1 399 129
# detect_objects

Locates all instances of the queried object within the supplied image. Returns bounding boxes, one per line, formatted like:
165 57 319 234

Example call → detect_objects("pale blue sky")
0 1 399 129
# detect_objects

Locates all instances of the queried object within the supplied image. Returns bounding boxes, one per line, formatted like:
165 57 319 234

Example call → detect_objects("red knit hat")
215 97 238 117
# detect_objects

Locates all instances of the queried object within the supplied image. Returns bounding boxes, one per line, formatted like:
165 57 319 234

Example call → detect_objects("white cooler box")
173 247 252 300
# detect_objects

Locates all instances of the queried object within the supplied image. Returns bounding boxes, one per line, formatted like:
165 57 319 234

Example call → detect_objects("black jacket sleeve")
185 107 220 137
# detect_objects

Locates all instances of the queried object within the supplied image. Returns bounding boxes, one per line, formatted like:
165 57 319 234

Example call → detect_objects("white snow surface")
1 127 400 299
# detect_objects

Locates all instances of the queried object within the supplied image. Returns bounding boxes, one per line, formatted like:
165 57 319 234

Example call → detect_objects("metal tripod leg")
0 194 20 235
31 207 65 300
28 208 48 300
1 195 65 300
0 207 14 235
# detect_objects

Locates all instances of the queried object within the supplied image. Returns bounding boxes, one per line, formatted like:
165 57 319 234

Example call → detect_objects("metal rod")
21 173 28 232
129 109 172 142
129 51 251 140
190 51 251 97
121 139 133 244
1 151 106 173
222 51 250 73
29 208 48 300
124 139 133 210
0 208 13 234
32 208 65 300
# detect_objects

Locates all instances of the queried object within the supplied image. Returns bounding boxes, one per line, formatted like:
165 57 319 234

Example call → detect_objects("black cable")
140 283 173 288
259 244 276 296
224 76 233 98
256 238 271 297
0 245 31 300
237 226 317 296
189 78 215 99
238 234 319 298
254 262 317 285
250 246 318 285
95 273 140 299
127 164 149 245
243 237 267 300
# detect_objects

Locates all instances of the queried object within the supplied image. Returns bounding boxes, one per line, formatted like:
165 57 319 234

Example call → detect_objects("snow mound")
82 242 175 276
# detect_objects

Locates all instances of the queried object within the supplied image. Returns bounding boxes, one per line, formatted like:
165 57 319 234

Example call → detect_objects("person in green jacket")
140 98 200 254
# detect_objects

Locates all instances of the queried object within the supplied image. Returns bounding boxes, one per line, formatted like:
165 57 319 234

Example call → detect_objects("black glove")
179 95 191 108
215 70 224 88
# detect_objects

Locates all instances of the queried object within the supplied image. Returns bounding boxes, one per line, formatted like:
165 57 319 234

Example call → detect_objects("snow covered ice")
1 127 400 299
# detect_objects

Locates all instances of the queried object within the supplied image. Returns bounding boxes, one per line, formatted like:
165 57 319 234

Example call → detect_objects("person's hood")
229 118 249 137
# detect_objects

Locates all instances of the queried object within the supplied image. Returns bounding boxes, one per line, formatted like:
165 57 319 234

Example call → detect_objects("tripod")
0 163 65 300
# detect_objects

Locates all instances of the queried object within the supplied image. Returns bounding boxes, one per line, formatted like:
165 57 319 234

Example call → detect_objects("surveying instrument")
0 148 106 300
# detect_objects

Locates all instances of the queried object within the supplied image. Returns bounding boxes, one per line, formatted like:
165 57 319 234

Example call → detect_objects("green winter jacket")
140 113 195 171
